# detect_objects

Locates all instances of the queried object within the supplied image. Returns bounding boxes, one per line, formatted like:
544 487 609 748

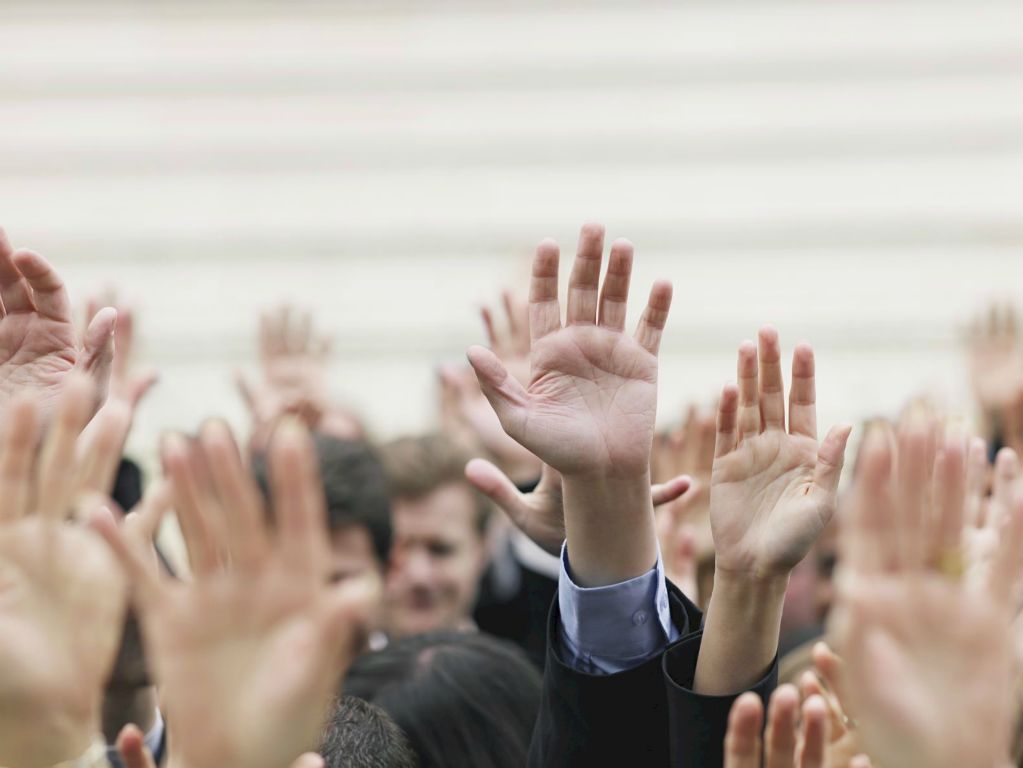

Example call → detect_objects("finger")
597 239 633 331
634 280 673 356
736 341 760 441
37 375 95 522
989 447 1020 531
930 434 965 569
849 757 873 768
811 641 850 710
652 475 692 507
798 671 845 736
842 425 897 574
127 370 160 408
715 384 740 458
799 696 830 768
201 420 272 571
812 424 852 499
270 419 331 579
566 223 604 326
89 506 163 606
529 239 562 342
988 489 1023 604
724 693 763 768
501 289 523 341
0 230 34 314
115 724 157 768
481 306 498 348
0 396 40 521
466 345 529 440
465 456 523 512
235 371 259 417
788 342 817 439
82 307 118 392
163 433 221 577
965 437 989 528
895 422 933 570
115 303 135 366
757 327 786 431
123 479 171 551
75 398 132 497
289 754 325 768
10 249 73 321
764 685 799 768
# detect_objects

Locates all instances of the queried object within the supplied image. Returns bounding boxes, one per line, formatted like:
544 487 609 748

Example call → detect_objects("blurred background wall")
1 0 1022 458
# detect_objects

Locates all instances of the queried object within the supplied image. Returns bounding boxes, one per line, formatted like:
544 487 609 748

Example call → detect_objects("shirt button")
632 610 648 626
659 596 668 611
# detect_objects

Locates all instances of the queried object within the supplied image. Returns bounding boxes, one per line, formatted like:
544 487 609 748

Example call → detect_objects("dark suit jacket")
528 581 777 768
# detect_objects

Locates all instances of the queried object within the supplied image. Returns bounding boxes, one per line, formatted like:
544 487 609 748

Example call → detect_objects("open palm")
97 422 367 768
831 426 1021 768
0 382 129 768
711 329 851 578
0 230 115 416
468 225 672 479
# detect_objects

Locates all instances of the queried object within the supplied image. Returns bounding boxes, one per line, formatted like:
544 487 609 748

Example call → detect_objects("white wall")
1 0 1021 466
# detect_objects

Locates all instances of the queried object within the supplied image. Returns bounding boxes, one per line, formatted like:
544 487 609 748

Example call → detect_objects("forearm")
562 472 657 587
694 568 787 695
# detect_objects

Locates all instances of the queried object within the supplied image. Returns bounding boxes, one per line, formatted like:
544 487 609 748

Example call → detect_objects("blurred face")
385 482 487 639
328 524 385 652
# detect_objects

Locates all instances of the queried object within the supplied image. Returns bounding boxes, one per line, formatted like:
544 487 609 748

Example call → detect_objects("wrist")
562 471 657 587
693 566 789 695
709 566 789 612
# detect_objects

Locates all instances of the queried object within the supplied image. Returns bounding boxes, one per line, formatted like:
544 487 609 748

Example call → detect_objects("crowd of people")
0 221 1020 768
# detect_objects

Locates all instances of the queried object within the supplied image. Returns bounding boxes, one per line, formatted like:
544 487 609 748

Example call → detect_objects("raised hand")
724 685 830 768
797 643 872 768
468 223 673 586
0 229 116 418
238 305 362 450
969 303 1023 416
695 329 850 695
0 377 131 768
710 328 851 579
829 423 1022 768
468 224 671 478
93 420 371 768
87 290 158 411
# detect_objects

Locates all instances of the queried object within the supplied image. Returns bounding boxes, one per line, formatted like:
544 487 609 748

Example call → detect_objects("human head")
343 631 541 768
379 434 490 638
252 434 391 643
319 696 417 768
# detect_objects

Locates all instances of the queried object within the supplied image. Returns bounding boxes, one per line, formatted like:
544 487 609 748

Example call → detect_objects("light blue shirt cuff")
557 543 680 675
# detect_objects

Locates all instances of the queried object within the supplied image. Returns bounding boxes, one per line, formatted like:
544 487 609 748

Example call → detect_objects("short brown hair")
379 433 491 534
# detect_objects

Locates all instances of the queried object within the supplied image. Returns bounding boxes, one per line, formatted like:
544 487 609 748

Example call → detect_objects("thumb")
465 458 528 526
81 307 117 402
466 345 528 439
813 423 853 499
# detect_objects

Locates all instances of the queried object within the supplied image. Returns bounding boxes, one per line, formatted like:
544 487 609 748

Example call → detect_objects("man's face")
385 482 487 639
328 524 385 651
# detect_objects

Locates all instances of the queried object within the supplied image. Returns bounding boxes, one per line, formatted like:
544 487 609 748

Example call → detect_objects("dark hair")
320 696 418 768
343 632 541 768
379 434 491 535
252 434 393 565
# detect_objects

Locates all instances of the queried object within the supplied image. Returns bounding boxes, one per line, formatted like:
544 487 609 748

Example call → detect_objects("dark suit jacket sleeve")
528 581 778 768
527 582 700 768
663 630 778 768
